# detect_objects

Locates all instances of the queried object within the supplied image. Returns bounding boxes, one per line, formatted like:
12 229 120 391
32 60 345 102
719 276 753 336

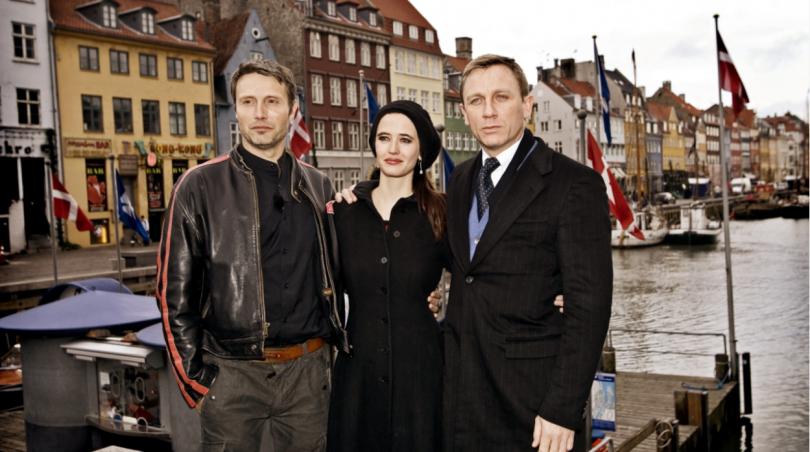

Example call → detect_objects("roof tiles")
210 11 251 75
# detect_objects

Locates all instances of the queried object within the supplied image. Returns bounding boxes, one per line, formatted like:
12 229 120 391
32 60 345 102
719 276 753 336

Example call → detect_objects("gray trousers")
199 345 331 452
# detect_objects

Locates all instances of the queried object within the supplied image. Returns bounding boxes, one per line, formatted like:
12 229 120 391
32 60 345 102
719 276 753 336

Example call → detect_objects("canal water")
611 217 808 450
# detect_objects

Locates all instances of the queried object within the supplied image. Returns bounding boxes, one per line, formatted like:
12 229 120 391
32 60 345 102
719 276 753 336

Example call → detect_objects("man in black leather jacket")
156 59 348 451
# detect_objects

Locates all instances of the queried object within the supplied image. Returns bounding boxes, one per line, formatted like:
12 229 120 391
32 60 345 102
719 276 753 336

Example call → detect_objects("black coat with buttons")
326 181 450 452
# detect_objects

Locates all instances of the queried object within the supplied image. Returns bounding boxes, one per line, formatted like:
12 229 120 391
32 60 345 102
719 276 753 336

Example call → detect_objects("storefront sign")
1 129 47 158
86 159 108 212
146 165 164 209
172 160 188 184
151 143 205 158
119 155 139 176
147 152 157 167
65 138 112 158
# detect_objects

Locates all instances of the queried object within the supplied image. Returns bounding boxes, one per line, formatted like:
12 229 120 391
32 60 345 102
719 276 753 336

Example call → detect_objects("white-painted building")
0 0 58 253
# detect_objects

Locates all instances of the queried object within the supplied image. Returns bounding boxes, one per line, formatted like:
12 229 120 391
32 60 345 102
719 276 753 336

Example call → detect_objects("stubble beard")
242 127 286 152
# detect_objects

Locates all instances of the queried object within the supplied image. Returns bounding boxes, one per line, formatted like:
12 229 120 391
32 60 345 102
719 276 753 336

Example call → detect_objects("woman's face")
375 113 421 179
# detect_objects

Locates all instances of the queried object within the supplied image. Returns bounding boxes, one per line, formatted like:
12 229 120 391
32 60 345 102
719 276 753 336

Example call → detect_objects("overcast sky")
410 0 810 119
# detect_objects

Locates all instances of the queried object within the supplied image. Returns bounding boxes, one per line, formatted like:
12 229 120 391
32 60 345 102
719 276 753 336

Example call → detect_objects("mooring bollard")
602 346 616 374
742 352 752 414
714 353 729 383
671 419 679 452
700 391 709 452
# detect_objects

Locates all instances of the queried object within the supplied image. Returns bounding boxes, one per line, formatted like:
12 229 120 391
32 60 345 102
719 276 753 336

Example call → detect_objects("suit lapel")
469 138 554 270
447 154 479 272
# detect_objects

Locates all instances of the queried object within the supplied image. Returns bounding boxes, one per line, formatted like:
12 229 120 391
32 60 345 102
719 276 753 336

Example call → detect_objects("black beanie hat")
368 100 442 170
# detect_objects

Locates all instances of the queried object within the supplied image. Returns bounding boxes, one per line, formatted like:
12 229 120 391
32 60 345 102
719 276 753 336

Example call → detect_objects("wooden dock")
0 372 739 452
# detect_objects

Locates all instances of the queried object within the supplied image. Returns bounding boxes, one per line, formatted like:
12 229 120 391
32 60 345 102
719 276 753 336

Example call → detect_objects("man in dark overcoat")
443 54 613 452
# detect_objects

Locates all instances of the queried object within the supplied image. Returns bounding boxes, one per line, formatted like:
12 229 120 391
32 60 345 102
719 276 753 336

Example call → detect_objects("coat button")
474 238 480 244
380 317 388 324
393 231 401 238
381 347 389 354
381 257 388 264
381 287 388 294
381 377 389 383
465 276 474 284
251 344 258 350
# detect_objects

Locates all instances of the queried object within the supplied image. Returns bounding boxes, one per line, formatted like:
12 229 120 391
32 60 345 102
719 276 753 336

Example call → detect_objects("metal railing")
608 328 727 357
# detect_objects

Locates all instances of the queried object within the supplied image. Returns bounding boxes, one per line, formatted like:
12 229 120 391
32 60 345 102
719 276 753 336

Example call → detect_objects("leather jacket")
156 148 349 407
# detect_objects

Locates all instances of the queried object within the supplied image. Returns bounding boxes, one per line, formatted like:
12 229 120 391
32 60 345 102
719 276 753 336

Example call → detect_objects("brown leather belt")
261 338 324 363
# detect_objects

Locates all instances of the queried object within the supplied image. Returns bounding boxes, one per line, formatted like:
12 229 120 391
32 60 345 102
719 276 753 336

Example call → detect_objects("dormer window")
409 25 418 40
349 7 356 22
181 20 194 40
327 1 336 16
393 21 402 36
142 12 155 34
368 12 376 26
102 4 117 28
425 30 434 44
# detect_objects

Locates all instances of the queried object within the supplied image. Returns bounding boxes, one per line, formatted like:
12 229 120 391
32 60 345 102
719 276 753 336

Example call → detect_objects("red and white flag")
289 107 312 159
717 31 749 120
586 130 644 240
51 174 93 231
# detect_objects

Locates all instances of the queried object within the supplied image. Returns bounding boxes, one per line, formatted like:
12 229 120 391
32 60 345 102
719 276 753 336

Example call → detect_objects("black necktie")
476 157 500 220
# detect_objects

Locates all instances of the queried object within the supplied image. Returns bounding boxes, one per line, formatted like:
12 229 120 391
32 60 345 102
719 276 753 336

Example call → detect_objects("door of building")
21 158 48 238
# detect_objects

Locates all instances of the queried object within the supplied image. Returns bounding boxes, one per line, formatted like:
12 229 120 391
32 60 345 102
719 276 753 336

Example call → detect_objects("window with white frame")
349 6 357 22
554 142 563 152
463 133 469 150
444 73 449 90
17 88 40 125
421 91 428 110
328 35 339 61
540 121 548 132
407 54 415 74
345 39 355 64
431 58 440 79
350 170 360 186
393 21 403 36
432 93 440 114
445 101 452 117
454 103 460 118
543 101 550 112
327 1 336 16
409 25 418 39
141 11 155 34
333 170 344 191
368 12 377 27
554 120 562 131
376 45 385 69
250 51 262 61
347 80 357 107
230 123 241 148
471 136 478 150
425 30 434 43
330 78 341 106
79 46 99 71
397 87 405 101
332 122 343 149
455 132 461 149
312 75 323 104
377 84 387 106
361 42 370 66
102 5 118 28
446 132 453 150
12 23 36 61
349 123 359 150
181 20 194 41
419 55 427 76
395 50 403 72
313 121 325 148
310 32 321 57
408 89 416 103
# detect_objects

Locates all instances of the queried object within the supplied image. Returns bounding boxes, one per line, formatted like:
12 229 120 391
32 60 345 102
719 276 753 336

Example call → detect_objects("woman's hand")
334 187 358 204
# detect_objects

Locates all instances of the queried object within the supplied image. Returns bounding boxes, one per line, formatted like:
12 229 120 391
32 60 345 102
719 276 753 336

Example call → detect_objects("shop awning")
610 167 627 179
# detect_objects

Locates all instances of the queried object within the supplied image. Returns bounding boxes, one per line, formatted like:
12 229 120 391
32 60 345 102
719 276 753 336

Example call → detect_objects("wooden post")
700 391 710 451
715 353 729 383
742 352 753 414
674 390 688 426
671 419 680 452
602 346 616 374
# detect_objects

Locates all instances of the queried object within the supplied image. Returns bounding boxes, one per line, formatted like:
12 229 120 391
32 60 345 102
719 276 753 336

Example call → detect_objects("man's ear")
523 94 534 120
460 103 470 126
289 99 299 121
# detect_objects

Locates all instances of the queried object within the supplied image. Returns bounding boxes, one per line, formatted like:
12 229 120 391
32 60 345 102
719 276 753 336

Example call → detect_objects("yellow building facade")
662 109 685 172
53 18 215 247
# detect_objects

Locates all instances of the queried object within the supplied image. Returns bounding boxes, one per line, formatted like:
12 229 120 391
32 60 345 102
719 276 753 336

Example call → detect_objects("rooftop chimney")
554 58 559 68
663 81 672 92
455 37 473 61
537 66 544 82
679 94 685 101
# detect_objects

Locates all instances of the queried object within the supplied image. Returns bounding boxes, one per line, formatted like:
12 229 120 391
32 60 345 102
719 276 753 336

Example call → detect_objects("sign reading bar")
65 138 111 158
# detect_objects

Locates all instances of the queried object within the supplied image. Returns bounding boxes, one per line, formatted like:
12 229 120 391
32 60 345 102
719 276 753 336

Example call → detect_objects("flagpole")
108 154 123 293
593 36 602 151
714 14 738 381
359 70 366 180
632 52 642 207
45 159 58 285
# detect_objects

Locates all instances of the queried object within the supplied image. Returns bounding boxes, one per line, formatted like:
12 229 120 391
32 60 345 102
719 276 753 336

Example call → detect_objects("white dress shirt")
480 137 521 187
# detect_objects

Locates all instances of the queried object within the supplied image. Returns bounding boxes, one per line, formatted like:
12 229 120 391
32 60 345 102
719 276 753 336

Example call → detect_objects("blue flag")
115 169 150 245
442 147 455 186
365 83 380 124
594 42 612 147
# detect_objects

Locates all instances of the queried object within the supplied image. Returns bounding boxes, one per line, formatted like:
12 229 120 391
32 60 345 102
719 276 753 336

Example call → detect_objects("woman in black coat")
327 101 450 452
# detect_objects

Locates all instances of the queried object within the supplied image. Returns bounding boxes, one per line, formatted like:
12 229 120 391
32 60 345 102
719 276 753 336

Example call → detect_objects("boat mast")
633 55 642 208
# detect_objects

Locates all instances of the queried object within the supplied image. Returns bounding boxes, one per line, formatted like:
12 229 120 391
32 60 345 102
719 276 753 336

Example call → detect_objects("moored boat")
612 210 668 248
667 202 722 245
780 196 809 219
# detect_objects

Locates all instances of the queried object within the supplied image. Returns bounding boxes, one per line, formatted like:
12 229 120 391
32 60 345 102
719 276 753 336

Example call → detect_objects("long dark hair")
413 168 446 242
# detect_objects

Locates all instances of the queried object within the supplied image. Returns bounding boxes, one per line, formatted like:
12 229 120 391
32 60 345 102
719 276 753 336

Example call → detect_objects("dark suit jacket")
443 130 613 451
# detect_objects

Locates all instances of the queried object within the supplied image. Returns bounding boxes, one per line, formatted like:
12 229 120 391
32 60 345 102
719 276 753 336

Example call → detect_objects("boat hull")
780 205 809 219
611 229 668 248
666 228 721 245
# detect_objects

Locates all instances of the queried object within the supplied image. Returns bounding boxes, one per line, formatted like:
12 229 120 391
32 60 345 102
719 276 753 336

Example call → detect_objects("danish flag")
717 31 749 120
289 107 312 159
51 173 93 231
586 130 644 240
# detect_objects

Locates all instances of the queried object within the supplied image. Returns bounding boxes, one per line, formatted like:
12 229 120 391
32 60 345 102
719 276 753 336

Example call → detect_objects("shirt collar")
480 136 521 170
